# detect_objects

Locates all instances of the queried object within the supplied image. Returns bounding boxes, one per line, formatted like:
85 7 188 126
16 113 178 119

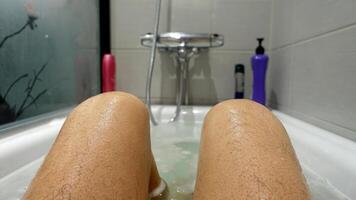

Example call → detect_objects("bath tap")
141 32 224 124
141 0 223 125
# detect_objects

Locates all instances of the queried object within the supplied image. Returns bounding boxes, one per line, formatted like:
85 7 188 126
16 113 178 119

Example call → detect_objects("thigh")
193 100 310 200
23 92 153 200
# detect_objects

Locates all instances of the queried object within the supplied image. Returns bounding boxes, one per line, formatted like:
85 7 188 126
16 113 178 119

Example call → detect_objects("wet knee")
70 92 148 119
206 99 274 122
203 99 284 138
62 92 149 138
195 102 309 200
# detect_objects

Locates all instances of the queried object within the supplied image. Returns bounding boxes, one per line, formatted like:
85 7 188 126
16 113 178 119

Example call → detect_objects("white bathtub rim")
0 118 65 179
274 111 356 199
0 106 355 199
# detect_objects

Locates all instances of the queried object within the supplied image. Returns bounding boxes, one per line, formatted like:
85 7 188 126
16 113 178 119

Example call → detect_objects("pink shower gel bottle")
102 54 116 92
251 38 268 105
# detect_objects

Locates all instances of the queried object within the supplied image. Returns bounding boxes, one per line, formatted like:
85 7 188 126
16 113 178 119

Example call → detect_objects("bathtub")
0 105 355 200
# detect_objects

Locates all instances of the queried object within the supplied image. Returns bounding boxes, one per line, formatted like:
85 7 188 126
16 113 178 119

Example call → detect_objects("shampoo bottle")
235 64 245 99
251 38 268 105
102 54 116 92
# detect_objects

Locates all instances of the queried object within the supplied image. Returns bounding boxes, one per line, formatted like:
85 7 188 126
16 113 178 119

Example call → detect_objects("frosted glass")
0 0 100 127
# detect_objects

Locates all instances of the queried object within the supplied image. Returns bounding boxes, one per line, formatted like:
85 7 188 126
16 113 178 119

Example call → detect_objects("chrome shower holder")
141 32 224 124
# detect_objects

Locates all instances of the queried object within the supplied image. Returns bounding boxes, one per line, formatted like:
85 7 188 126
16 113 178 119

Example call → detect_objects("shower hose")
146 0 185 125
145 0 161 125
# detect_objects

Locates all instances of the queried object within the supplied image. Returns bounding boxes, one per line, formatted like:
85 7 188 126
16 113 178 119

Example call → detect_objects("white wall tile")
271 0 356 49
293 0 356 43
189 52 215 102
170 0 212 33
291 27 356 132
268 47 293 108
270 0 295 49
110 0 169 49
113 50 159 98
271 0 356 136
212 0 272 50
157 51 178 100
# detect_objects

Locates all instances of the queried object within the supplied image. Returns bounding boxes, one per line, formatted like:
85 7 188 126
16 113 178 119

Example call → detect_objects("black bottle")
235 64 245 99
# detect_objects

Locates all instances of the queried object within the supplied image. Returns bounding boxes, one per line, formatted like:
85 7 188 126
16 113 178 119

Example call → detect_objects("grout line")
111 48 149 51
272 22 356 51
209 0 214 34
210 49 254 54
166 0 172 32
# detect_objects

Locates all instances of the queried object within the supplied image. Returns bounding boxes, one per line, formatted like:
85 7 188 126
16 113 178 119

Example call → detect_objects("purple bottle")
251 38 269 105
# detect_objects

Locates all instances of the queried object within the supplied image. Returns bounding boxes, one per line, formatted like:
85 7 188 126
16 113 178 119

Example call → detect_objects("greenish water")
151 123 201 199
150 123 349 200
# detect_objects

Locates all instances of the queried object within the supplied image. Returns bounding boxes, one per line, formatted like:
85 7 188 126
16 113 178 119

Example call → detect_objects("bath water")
151 123 349 200
0 122 349 200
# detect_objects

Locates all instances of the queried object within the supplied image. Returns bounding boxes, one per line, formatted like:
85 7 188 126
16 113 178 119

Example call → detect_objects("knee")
203 99 284 138
206 99 274 122
64 92 149 132
195 102 309 200
72 92 147 118
78 91 146 110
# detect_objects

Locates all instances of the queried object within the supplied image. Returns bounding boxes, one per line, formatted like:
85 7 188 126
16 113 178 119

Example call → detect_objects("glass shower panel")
0 0 100 127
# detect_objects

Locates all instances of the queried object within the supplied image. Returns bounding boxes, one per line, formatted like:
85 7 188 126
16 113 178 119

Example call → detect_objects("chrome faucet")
141 32 224 124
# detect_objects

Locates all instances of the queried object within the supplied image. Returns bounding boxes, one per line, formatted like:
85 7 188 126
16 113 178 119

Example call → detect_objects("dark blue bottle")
235 64 245 99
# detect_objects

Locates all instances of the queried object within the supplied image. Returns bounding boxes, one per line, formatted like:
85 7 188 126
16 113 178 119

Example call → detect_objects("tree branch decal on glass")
0 3 48 125
0 3 39 49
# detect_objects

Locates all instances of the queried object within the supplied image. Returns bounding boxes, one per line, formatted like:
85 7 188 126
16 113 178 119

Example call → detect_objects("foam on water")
0 122 350 200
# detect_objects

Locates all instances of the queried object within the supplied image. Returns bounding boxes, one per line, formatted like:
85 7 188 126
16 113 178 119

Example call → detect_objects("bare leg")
23 92 162 200
194 100 310 200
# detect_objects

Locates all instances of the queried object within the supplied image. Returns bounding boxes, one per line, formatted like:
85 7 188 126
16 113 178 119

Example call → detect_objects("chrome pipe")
184 62 189 105
169 59 184 122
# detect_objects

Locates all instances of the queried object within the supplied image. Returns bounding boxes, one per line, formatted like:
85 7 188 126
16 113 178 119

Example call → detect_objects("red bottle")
102 54 116 92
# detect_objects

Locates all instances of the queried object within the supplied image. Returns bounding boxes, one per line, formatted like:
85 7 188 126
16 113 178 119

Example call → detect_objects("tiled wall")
111 0 356 138
111 0 272 104
268 0 356 140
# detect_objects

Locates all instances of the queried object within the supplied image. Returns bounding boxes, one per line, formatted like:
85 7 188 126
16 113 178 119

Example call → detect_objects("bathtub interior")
0 105 355 200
